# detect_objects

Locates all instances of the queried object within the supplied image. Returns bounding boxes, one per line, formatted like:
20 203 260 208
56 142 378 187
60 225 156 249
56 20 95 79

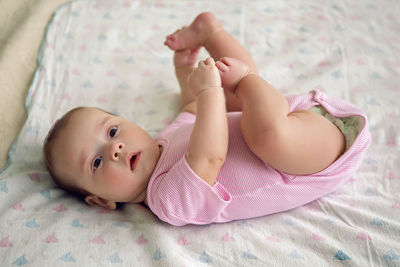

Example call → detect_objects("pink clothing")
147 90 371 226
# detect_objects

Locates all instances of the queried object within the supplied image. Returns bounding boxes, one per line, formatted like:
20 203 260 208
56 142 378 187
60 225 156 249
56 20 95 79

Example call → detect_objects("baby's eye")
109 126 118 138
93 156 102 171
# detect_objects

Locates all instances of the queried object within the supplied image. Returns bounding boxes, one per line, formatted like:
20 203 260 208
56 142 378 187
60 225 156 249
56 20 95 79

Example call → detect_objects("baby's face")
52 108 161 204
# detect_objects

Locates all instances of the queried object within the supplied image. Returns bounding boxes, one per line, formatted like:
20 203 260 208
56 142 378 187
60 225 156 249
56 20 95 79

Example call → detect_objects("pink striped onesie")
147 90 371 226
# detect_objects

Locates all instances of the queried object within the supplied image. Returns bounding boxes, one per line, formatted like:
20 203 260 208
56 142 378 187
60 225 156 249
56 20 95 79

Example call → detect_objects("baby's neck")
140 145 163 207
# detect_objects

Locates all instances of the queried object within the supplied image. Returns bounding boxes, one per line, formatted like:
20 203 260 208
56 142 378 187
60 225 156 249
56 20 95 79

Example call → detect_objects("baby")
43 12 371 226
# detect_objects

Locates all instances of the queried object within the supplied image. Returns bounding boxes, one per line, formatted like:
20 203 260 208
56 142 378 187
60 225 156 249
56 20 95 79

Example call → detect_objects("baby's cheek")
101 166 136 201
102 166 129 187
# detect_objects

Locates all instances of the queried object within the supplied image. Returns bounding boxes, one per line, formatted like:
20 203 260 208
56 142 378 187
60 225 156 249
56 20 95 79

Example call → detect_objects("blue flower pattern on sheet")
334 250 351 261
13 254 28 266
290 250 304 259
113 221 128 228
199 251 212 263
59 252 76 262
371 217 389 227
242 251 257 260
0 181 8 193
384 250 400 261
71 219 84 228
40 189 51 199
0 0 399 266
153 248 165 261
25 219 40 228
108 253 123 263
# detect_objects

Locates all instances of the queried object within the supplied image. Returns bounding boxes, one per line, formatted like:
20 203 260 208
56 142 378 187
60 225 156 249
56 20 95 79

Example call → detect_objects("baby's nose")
111 142 124 160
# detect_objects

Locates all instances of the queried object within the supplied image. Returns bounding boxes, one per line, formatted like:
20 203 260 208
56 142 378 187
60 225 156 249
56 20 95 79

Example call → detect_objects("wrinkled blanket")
1 0 399 266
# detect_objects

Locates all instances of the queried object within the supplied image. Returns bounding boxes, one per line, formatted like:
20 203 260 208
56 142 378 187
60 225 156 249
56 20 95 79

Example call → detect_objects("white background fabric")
1 0 399 266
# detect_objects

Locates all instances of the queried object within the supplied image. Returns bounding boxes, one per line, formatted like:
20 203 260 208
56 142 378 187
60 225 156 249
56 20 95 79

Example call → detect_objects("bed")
1 0 399 266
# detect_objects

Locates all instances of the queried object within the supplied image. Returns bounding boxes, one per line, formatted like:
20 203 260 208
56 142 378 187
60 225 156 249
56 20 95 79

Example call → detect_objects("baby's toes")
164 34 180 49
164 36 175 47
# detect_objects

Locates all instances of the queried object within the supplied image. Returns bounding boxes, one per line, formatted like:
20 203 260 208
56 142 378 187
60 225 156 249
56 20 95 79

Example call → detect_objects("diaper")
310 106 364 151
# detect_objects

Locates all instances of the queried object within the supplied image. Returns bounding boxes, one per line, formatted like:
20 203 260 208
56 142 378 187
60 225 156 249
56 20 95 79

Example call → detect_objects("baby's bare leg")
216 57 345 174
236 74 345 175
173 49 201 113
165 12 257 111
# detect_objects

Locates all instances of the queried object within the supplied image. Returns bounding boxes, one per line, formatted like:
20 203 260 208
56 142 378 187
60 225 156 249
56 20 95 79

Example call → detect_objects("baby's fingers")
198 60 206 67
216 60 229 72
204 57 215 65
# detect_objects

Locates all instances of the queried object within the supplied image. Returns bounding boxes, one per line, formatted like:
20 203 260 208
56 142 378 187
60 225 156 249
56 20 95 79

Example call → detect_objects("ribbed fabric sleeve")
149 157 231 226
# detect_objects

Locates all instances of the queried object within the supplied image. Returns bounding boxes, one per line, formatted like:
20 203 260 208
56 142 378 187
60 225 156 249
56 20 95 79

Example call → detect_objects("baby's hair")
43 107 90 199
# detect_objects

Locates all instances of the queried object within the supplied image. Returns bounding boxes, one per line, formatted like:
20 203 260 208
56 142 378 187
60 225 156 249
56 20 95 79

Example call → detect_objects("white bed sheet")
1 0 399 266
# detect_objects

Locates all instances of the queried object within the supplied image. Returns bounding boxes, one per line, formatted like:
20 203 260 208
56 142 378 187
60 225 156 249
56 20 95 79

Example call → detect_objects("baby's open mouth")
130 153 141 171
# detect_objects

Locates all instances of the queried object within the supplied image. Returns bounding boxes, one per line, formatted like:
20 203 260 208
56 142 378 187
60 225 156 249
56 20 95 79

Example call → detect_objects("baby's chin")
127 190 147 204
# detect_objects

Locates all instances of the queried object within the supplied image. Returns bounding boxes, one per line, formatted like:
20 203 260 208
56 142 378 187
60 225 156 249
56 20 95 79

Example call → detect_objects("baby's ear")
84 195 117 210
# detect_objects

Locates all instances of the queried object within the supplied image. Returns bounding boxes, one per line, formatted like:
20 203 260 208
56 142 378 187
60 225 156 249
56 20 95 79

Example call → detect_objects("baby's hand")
188 57 222 96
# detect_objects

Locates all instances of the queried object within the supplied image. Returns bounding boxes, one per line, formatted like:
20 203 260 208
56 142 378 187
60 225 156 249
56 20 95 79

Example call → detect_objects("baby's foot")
174 48 200 68
164 12 223 51
216 57 252 93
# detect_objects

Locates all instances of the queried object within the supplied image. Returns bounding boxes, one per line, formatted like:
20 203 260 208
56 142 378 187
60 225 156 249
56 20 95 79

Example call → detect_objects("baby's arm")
186 58 228 187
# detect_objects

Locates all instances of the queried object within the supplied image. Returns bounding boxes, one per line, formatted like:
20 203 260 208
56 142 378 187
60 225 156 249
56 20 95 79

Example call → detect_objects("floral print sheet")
1 0 399 266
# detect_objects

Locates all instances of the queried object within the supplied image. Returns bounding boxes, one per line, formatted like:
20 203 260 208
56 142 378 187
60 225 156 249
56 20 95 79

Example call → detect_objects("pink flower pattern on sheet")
0 0 399 265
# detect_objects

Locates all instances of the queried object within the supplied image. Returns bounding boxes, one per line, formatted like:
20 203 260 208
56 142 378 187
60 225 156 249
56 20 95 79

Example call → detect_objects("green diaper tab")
310 106 363 151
